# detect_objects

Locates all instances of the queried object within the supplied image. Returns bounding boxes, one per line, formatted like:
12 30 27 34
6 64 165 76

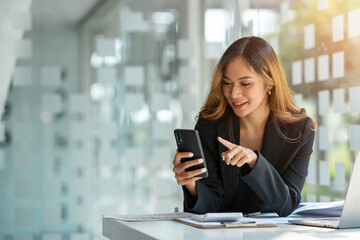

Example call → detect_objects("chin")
232 109 249 118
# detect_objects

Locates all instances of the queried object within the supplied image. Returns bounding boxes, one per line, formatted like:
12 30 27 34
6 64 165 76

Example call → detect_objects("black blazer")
183 111 315 217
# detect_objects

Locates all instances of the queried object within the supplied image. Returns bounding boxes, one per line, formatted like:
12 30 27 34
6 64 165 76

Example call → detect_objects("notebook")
191 212 243 222
289 153 360 229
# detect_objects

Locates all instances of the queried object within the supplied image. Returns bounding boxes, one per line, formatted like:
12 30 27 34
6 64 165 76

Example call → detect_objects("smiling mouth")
232 102 247 108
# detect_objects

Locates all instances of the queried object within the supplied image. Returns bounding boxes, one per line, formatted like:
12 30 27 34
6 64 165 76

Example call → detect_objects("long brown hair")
199 36 317 141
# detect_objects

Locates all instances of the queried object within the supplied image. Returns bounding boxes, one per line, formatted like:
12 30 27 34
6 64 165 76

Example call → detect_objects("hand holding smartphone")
174 129 208 178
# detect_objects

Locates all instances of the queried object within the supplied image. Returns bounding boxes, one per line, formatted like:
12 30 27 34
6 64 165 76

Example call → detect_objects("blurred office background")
1 0 360 239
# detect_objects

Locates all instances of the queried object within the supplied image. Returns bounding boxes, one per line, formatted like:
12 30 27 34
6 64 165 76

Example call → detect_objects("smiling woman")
172 36 318 217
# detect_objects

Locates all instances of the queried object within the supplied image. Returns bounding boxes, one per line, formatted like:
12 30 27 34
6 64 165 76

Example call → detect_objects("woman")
172 36 317 217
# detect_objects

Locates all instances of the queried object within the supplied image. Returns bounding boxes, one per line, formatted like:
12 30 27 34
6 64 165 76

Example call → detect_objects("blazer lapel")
217 111 241 180
261 114 287 168
217 113 229 155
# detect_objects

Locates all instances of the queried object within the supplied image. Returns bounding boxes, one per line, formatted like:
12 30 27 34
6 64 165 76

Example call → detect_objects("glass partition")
1 0 360 239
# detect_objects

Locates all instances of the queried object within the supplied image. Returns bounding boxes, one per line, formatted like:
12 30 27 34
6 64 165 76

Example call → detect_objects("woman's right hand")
172 150 207 196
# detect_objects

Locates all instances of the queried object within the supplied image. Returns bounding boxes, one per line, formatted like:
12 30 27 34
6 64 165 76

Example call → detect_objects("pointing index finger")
217 136 235 150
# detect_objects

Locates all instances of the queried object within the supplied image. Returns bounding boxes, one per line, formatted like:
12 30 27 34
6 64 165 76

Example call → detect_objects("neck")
239 104 270 131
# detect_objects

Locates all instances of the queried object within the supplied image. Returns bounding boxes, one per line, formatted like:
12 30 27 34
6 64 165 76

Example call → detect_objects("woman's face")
222 57 270 118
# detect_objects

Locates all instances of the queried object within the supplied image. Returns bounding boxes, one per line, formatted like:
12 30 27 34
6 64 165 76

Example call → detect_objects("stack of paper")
293 201 344 217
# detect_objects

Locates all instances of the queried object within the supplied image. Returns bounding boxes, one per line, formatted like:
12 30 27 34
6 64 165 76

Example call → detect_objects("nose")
230 85 242 99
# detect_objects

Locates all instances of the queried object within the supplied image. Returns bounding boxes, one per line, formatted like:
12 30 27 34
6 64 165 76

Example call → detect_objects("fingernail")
189 153 193 157
201 168 207 172
198 158 203 163
226 162 229 165
218 136 222 140
222 155 225 161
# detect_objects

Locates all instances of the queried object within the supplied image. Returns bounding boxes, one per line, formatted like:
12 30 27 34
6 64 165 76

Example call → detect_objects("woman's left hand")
217 136 259 168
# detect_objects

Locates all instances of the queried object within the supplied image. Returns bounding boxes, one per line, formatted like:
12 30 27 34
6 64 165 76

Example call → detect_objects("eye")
222 81 232 86
241 83 251 87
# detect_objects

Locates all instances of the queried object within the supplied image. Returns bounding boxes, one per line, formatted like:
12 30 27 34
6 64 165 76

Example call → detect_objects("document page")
104 212 194 222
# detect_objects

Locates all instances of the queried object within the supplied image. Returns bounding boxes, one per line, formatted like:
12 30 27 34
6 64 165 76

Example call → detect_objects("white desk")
102 217 360 240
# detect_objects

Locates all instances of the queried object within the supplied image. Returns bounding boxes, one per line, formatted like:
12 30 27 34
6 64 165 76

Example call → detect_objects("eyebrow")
223 76 252 81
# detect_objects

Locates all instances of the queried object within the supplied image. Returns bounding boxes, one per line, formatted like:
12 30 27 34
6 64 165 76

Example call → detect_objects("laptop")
289 153 360 229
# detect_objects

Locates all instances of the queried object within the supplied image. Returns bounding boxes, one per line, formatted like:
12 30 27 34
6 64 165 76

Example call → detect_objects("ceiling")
31 0 102 25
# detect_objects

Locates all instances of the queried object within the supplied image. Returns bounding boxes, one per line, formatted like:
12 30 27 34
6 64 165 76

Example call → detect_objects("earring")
268 90 271 95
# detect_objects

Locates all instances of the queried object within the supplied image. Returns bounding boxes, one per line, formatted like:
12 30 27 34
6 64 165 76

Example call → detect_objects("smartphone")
174 129 208 178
